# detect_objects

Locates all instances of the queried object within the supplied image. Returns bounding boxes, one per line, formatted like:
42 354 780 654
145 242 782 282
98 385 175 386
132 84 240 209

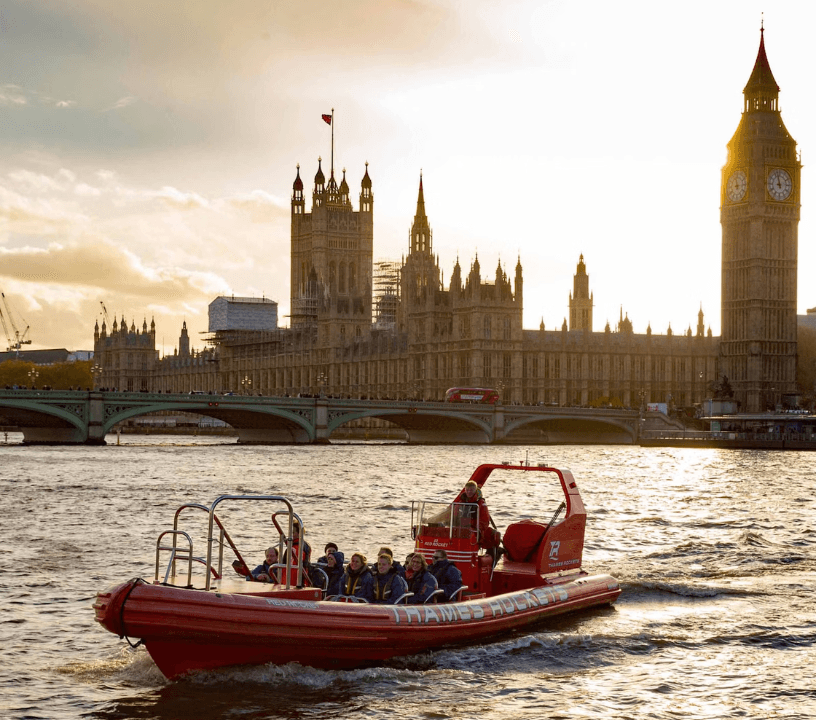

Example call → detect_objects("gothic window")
503 317 511 341
483 354 492 379
484 317 491 339
329 262 336 291
503 353 511 378
349 263 356 291
339 263 347 293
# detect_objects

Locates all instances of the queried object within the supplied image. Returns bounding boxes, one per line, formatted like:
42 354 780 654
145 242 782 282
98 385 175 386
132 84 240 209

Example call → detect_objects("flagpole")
331 108 334 178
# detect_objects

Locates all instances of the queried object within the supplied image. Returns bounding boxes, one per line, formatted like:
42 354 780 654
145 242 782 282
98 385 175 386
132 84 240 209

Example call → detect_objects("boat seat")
426 589 446 604
503 519 548 562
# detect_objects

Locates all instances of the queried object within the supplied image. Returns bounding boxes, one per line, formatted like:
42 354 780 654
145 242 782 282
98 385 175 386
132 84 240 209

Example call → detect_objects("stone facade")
93 317 158 391
113 172 717 409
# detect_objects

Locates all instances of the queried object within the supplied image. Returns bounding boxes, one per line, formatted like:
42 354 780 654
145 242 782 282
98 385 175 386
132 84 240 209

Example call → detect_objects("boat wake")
57 646 166 686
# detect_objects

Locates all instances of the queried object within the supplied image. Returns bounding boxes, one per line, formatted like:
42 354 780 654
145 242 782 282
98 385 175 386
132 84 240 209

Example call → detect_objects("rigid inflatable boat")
93 463 620 678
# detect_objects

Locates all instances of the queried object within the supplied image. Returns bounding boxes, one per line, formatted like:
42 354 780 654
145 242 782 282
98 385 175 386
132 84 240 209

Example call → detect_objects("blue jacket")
430 559 463 601
341 565 375 602
406 568 438 604
313 551 345 596
248 560 278 583
372 567 409 604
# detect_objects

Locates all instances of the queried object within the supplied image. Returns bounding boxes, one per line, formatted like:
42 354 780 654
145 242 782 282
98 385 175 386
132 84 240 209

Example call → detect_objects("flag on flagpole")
322 113 332 125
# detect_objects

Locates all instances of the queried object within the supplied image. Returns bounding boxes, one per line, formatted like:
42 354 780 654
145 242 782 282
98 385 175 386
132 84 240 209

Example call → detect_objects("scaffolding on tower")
373 260 400 332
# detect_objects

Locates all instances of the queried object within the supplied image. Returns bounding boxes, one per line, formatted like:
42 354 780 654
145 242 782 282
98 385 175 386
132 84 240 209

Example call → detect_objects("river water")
1 436 814 720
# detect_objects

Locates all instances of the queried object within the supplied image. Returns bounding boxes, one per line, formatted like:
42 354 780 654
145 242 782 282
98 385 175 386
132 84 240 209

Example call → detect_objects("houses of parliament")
93 27 799 414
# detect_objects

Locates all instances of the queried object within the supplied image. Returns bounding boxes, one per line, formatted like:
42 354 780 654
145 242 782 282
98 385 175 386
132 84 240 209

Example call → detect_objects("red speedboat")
93 464 620 678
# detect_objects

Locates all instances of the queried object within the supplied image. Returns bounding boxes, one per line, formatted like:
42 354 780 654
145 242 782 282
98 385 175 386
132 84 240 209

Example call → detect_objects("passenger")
371 553 409 604
323 550 345 596
405 552 438 604
376 546 406 579
340 552 374 602
311 542 343 593
429 549 463 601
404 552 415 576
281 519 312 585
454 479 501 559
316 542 339 565
249 546 280 583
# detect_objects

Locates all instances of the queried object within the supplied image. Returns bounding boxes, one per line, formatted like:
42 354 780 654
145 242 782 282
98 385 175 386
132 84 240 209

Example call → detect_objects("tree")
0 360 93 389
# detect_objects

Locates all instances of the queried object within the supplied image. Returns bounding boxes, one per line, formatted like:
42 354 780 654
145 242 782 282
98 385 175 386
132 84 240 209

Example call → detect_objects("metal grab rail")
171 503 248 583
205 495 304 592
269 511 311 589
155 530 194 586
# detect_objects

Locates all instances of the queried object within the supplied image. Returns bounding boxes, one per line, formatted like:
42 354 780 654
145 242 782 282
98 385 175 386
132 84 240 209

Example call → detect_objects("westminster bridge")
0 389 639 445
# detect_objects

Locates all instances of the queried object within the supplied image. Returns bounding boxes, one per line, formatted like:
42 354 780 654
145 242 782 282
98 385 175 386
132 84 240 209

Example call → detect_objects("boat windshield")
411 499 483 541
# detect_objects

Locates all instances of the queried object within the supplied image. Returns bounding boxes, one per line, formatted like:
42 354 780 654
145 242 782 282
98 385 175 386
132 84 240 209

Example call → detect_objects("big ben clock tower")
720 24 801 412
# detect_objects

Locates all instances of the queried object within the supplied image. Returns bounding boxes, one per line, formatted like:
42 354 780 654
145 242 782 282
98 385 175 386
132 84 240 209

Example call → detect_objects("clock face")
767 168 792 201
726 170 747 202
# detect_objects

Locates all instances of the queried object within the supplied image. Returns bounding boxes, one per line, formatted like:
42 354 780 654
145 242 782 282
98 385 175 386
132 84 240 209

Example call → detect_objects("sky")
1 0 815 355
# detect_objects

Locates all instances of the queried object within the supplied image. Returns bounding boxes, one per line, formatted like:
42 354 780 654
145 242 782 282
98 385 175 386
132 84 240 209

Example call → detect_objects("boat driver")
454 480 502 560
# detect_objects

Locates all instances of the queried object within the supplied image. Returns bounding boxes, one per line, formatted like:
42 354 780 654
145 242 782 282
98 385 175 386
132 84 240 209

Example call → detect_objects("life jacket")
344 567 370 596
373 570 397 602
282 538 312 586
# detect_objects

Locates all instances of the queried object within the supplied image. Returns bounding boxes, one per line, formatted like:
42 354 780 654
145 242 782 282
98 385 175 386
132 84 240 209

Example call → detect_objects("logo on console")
548 541 560 560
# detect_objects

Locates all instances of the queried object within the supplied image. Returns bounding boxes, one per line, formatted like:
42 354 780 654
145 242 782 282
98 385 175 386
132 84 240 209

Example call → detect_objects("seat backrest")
503 519 548 562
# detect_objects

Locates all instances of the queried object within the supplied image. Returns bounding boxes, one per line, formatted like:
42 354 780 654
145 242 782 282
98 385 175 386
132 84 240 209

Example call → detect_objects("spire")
744 23 780 113
293 164 303 192
410 172 431 254
414 172 427 224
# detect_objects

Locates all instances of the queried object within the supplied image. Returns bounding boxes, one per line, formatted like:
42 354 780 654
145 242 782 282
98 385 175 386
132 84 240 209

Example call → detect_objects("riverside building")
93 27 798 413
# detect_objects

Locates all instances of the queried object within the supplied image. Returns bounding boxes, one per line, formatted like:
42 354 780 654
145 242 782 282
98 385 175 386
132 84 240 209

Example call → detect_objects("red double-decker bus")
444 387 500 404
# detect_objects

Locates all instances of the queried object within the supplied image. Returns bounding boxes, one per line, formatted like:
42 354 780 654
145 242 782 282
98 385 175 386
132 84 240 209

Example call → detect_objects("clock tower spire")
720 24 801 412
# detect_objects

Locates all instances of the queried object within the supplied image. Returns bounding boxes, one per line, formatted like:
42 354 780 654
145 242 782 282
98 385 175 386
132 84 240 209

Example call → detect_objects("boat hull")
94 574 620 678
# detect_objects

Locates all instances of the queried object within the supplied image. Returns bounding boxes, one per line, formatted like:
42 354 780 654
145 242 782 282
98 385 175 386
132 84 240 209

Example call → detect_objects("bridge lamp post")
317 371 327 398
28 368 39 389
242 375 252 396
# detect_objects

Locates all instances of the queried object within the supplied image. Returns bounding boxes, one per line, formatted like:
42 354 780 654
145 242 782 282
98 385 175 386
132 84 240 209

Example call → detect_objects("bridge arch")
502 413 637 444
103 401 316 444
0 396 88 443
327 406 493 443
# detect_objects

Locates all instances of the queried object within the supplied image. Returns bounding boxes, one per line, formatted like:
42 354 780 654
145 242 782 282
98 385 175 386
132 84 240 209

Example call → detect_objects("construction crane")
0 292 32 356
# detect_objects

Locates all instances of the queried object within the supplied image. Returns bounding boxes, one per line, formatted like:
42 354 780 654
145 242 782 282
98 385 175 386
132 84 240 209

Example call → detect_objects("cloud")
107 96 137 111
155 186 209 210
0 241 227 300
225 190 289 223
